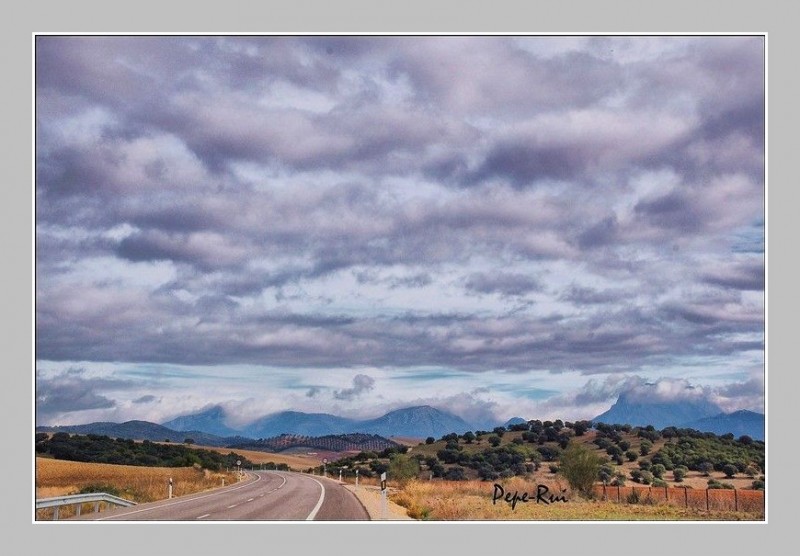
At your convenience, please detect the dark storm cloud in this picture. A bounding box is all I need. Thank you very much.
[35,36,764,392]
[35,368,135,423]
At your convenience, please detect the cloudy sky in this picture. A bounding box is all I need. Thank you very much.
[35,35,765,428]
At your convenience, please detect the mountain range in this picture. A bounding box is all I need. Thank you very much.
[164,404,473,439]
[34,419,242,447]
[36,399,765,445]
[593,394,764,440]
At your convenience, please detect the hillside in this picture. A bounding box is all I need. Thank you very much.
[324,420,764,494]
[231,432,399,454]
[35,420,239,447]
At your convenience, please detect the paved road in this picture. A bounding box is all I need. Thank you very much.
[70,471,370,521]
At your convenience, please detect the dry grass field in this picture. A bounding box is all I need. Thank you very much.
[186,444,323,470]
[389,478,764,521]
[35,457,237,520]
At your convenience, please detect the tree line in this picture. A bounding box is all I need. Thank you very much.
[36,432,254,471]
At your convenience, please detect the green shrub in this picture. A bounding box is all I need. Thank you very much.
[558,443,603,497]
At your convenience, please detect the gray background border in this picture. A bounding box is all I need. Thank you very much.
[5,0,790,552]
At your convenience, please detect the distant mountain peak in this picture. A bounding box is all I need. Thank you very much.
[159,404,473,439]
[594,393,722,430]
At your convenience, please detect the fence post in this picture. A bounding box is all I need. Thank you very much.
[684,486,688,508]
[665,485,668,502]
[706,488,710,511]
[603,483,607,501]
[735,488,738,511]
[617,484,621,502]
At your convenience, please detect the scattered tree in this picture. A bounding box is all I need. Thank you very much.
[388,454,420,484]
[651,464,666,479]
[558,443,603,497]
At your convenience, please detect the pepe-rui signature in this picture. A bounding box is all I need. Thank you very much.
[492,483,568,510]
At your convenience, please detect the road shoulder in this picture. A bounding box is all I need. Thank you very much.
[342,484,414,520]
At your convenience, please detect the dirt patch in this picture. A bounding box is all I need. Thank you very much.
[342,483,414,520]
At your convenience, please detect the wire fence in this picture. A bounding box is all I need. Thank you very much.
[592,483,764,512]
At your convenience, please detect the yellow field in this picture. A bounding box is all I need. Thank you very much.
[187,445,322,470]
[389,478,764,521]
[35,457,237,520]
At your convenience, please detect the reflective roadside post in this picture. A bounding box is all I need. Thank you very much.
[168,477,173,499]
[323,458,328,478]
[237,460,241,480]
[380,472,388,520]
[355,469,359,490]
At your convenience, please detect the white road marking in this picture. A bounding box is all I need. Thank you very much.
[305,476,326,521]
[92,472,262,520]
[196,514,210,519]
[227,504,238,508]
[247,498,254,502]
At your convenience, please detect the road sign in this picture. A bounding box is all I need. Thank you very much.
[380,472,387,491]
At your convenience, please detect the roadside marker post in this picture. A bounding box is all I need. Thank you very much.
[323,458,328,478]
[380,472,388,520]
[168,477,173,499]
[355,469,359,490]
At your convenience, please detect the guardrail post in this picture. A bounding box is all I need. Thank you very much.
[94,502,100,513]
[53,506,59,521]
[75,504,81,516]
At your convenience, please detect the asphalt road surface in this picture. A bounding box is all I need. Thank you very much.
[69,471,370,521]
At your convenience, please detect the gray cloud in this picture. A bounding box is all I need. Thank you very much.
[35,36,764,420]
[36,368,131,423]
[464,272,541,297]
[333,374,376,401]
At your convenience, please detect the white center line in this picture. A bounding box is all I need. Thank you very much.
[227,504,238,508]
[247,498,254,502]
[196,514,210,519]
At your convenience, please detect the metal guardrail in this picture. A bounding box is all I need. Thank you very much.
[36,492,137,520]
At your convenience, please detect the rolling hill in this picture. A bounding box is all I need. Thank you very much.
[34,420,239,447]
